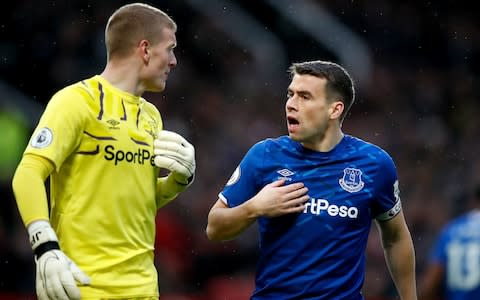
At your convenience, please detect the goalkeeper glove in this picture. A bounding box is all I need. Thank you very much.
[154,130,195,185]
[28,220,90,300]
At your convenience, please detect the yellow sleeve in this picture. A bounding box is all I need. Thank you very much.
[142,98,193,208]
[25,85,89,171]
[155,174,191,208]
[141,99,179,209]
[12,154,55,226]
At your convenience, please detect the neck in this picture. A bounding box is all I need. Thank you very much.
[100,58,144,96]
[302,126,344,152]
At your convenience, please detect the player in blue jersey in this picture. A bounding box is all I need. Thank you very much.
[206,60,417,300]
[420,185,480,300]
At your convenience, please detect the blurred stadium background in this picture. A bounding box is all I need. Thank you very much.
[1,0,479,299]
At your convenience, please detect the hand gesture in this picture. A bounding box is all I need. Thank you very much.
[154,130,195,183]
[249,179,309,217]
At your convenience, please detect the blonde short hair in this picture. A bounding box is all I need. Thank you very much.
[105,3,177,60]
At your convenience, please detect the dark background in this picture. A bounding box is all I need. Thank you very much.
[1,0,479,299]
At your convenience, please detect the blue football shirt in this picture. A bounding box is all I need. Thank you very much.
[430,210,480,300]
[220,135,401,300]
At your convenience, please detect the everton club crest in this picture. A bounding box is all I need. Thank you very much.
[339,167,364,193]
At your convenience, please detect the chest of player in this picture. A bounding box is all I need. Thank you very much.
[75,108,157,168]
[261,158,377,225]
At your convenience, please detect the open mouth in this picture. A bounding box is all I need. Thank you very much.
[287,116,299,125]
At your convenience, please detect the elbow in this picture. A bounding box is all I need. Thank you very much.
[11,170,18,193]
[205,226,215,241]
[11,166,22,195]
[205,224,223,241]
[206,209,227,241]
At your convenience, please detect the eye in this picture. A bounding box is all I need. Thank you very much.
[298,92,310,100]
[168,44,176,52]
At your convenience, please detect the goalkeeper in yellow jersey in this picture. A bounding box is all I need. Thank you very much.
[11,3,195,300]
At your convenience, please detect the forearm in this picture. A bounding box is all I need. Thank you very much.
[156,172,192,208]
[384,234,417,300]
[12,154,54,226]
[206,200,258,241]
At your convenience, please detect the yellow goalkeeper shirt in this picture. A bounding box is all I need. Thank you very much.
[24,75,163,298]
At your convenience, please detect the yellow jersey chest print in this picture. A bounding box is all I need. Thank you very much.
[80,106,156,168]
[74,78,159,169]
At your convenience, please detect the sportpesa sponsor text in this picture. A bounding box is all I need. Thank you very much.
[304,198,359,218]
[103,145,155,166]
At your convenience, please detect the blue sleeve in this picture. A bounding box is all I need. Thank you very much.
[219,141,266,207]
[372,150,402,221]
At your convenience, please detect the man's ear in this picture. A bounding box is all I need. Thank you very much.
[138,39,150,63]
[329,101,344,120]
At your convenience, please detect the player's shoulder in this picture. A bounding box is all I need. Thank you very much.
[240,136,291,168]
[437,215,468,242]
[139,98,162,130]
[45,78,98,112]
[140,98,161,118]
[252,135,292,152]
[242,136,285,158]
[263,135,293,148]
[443,211,480,233]
[52,76,98,101]
[346,135,394,164]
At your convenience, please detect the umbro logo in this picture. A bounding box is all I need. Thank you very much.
[277,168,294,177]
[277,168,295,181]
[106,119,120,129]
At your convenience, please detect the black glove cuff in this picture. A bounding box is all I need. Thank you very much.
[174,174,194,186]
[34,241,60,258]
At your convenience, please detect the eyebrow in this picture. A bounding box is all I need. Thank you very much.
[288,88,313,98]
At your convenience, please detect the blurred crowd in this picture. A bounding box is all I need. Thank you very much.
[1,0,479,299]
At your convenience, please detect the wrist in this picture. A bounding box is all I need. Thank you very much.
[243,198,261,219]
[34,242,60,258]
[156,173,192,206]
[28,220,60,258]
[172,171,194,186]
